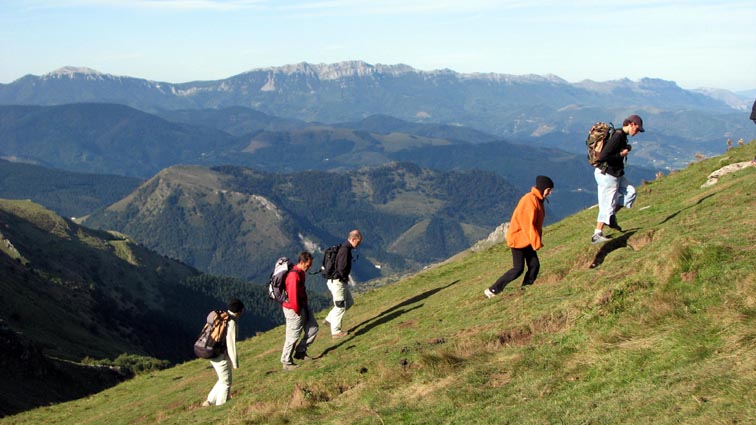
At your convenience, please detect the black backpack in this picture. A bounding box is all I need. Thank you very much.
[267,257,293,304]
[193,310,230,359]
[320,244,341,279]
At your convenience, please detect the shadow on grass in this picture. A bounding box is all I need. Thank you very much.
[659,193,715,224]
[589,230,637,269]
[318,280,460,358]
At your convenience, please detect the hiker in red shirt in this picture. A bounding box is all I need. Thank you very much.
[280,251,319,370]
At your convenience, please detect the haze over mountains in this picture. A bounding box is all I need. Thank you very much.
[2,61,754,170]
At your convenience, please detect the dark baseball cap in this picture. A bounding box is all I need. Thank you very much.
[626,114,645,132]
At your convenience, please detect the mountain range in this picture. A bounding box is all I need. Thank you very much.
[2,62,754,170]
[80,162,521,284]
[0,102,627,221]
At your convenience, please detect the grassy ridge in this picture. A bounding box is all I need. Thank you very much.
[4,143,756,424]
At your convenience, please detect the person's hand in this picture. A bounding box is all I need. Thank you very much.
[620,148,630,157]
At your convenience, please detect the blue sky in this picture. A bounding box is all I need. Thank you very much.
[1,0,755,92]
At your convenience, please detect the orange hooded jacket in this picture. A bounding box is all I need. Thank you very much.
[505,187,546,250]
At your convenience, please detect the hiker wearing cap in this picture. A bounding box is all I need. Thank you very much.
[484,176,554,298]
[280,251,319,371]
[591,115,644,244]
[202,298,244,407]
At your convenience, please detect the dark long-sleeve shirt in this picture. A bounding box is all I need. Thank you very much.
[598,128,630,177]
[333,242,354,283]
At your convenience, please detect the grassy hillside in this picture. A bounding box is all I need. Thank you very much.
[4,143,756,424]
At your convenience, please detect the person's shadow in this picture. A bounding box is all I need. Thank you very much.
[589,230,637,269]
[659,193,715,225]
[318,279,460,357]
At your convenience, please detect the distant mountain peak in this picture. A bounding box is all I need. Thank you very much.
[249,60,417,80]
[46,66,105,77]
[246,60,575,86]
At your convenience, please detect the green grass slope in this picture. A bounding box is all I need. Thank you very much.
[4,143,756,424]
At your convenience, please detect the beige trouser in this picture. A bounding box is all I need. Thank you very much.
[325,279,354,334]
[281,306,319,364]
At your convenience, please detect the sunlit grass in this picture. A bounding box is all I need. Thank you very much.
[4,142,756,425]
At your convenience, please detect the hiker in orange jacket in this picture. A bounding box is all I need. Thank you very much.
[484,175,554,298]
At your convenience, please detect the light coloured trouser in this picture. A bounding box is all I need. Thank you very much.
[594,168,636,225]
[281,306,319,364]
[325,279,354,334]
[207,353,231,405]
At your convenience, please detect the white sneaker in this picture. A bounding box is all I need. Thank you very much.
[484,288,496,299]
[591,232,611,244]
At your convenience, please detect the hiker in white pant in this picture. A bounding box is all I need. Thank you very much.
[324,230,362,338]
[203,298,244,407]
[591,115,644,244]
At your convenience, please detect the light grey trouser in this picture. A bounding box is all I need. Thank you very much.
[325,279,354,334]
[281,306,319,364]
[594,168,636,225]
[207,353,231,405]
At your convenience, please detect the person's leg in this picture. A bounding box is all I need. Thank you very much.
[295,307,319,355]
[593,168,619,242]
[489,248,526,294]
[281,307,303,365]
[324,278,337,331]
[325,279,347,334]
[520,246,540,287]
[594,168,619,227]
[207,356,231,405]
[616,176,636,209]
[344,284,354,310]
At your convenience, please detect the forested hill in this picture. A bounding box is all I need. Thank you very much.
[0,159,142,218]
[82,163,521,285]
[0,199,301,416]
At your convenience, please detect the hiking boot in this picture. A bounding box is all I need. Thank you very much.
[591,232,611,244]
[483,288,496,299]
[293,351,314,361]
[201,400,211,407]
[282,363,299,371]
[331,331,348,339]
[608,215,623,231]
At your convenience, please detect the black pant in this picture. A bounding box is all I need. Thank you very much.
[489,246,540,293]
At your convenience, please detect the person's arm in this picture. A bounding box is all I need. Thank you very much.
[285,270,301,315]
[598,131,624,163]
[334,245,349,282]
[226,318,239,369]
[526,196,543,250]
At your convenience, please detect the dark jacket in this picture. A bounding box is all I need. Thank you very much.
[598,128,630,177]
[332,242,354,283]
